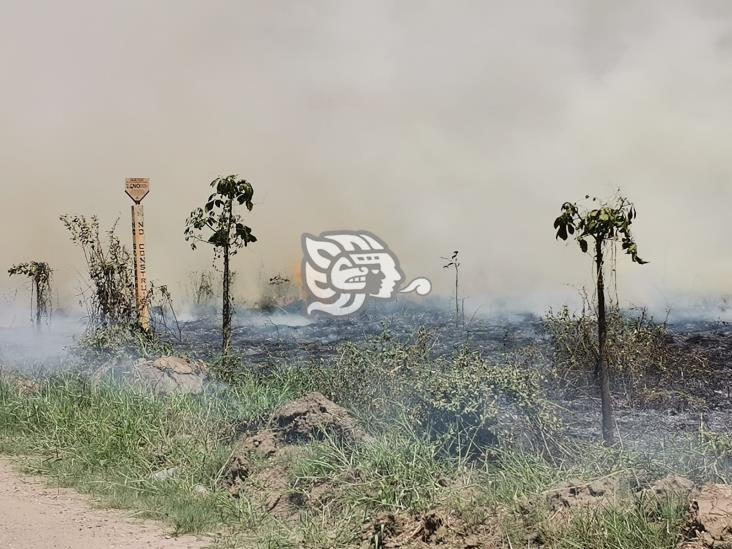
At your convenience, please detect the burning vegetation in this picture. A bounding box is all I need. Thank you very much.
[0,185,730,548]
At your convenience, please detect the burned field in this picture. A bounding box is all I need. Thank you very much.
[2,304,732,548]
[179,306,732,447]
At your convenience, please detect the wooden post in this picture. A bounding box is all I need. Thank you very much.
[125,178,151,332]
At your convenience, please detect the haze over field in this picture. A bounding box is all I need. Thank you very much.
[1,0,730,322]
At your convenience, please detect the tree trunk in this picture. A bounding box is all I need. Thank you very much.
[595,238,615,445]
[222,240,232,355]
[34,278,41,331]
[455,267,460,327]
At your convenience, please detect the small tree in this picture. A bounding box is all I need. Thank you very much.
[554,193,647,445]
[442,250,461,327]
[184,175,257,355]
[8,261,53,329]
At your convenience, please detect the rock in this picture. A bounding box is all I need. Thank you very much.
[193,484,210,496]
[150,467,178,481]
[684,484,732,548]
[132,356,208,394]
[272,392,365,443]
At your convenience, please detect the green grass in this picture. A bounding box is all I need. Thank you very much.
[292,421,457,513]
[0,365,722,548]
[0,372,288,535]
[550,497,687,549]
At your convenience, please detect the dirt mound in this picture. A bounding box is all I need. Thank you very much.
[683,484,732,548]
[548,477,619,515]
[362,510,501,549]
[272,391,365,443]
[248,465,294,518]
[221,392,364,513]
[132,356,208,394]
[239,429,279,458]
[642,475,695,500]
[222,430,280,496]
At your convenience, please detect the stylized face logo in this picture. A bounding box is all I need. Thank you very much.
[302,231,430,317]
[331,251,403,297]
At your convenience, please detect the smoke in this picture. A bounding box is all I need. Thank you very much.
[0,0,730,322]
[0,313,85,370]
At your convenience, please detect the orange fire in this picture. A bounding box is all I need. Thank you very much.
[292,260,305,298]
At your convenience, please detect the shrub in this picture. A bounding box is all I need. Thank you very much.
[60,215,136,326]
[297,330,561,453]
[544,301,710,406]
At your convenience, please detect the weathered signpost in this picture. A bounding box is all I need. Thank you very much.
[125,178,151,332]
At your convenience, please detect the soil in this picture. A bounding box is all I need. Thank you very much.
[221,392,365,517]
[643,474,695,500]
[0,459,209,549]
[271,391,366,443]
[362,510,502,549]
[684,484,732,548]
[547,476,620,516]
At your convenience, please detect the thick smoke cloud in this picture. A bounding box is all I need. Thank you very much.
[0,0,730,323]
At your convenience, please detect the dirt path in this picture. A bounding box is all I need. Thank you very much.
[0,459,211,549]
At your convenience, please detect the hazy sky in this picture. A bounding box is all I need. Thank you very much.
[1,0,730,320]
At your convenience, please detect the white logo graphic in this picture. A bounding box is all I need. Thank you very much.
[302,231,431,316]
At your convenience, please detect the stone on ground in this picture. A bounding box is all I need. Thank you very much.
[132,356,208,394]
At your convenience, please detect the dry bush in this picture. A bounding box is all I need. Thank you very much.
[60,214,174,360]
[8,261,53,328]
[60,215,136,326]
[544,298,711,407]
[188,270,217,313]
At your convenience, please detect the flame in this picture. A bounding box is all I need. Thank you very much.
[293,260,305,297]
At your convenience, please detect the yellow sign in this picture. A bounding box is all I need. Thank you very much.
[125,178,150,203]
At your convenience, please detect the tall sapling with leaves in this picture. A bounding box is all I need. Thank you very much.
[184,175,257,355]
[554,193,647,445]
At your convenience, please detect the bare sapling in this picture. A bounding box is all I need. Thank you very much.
[442,250,461,327]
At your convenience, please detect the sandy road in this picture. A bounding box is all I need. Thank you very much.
[0,459,210,549]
